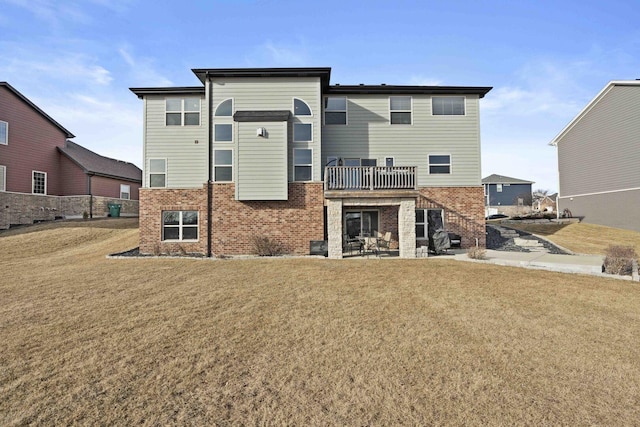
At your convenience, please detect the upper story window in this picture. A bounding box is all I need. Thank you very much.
[432,96,465,115]
[32,171,46,194]
[149,158,167,187]
[166,97,201,126]
[324,97,347,125]
[293,123,312,142]
[215,124,233,142]
[390,96,412,124]
[0,121,7,145]
[428,155,451,174]
[293,98,312,116]
[294,148,312,181]
[214,149,233,182]
[120,184,130,200]
[215,99,233,116]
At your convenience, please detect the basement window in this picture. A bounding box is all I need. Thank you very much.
[162,210,199,241]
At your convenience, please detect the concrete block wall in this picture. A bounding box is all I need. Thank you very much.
[0,192,139,229]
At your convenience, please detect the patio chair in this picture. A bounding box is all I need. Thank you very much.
[376,231,392,252]
[343,234,362,255]
[363,236,379,257]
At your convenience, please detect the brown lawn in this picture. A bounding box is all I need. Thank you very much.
[1,218,640,425]
[501,221,640,255]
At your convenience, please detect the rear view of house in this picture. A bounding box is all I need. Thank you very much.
[550,81,640,231]
[131,67,491,258]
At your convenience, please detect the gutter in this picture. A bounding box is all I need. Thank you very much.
[207,72,213,258]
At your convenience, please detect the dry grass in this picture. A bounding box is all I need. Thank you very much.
[2,219,640,425]
[502,221,640,255]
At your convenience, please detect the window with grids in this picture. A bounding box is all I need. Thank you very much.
[432,97,465,115]
[32,171,46,194]
[324,97,347,125]
[294,149,312,181]
[0,121,7,145]
[162,211,199,241]
[214,149,233,181]
[390,96,412,124]
[428,155,451,174]
[166,97,200,125]
[149,159,166,187]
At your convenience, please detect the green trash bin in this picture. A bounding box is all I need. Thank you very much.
[108,203,122,217]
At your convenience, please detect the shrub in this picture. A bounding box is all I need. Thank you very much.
[467,247,487,260]
[252,236,287,256]
[603,245,637,275]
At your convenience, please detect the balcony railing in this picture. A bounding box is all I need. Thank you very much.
[324,166,417,191]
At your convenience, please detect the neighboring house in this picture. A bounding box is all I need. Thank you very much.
[131,67,491,258]
[533,192,556,213]
[550,80,640,231]
[0,82,141,228]
[482,174,534,217]
[58,140,142,216]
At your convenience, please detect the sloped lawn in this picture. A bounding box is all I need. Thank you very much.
[1,219,640,425]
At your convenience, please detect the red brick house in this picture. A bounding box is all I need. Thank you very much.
[0,82,141,228]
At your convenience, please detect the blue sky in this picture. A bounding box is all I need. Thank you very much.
[1,0,639,192]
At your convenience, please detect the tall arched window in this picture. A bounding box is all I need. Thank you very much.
[293,98,312,116]
[215,99,233,116]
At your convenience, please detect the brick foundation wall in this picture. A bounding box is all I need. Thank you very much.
[138,187,208,255]
[138,182,325,256]
[0,192,139,229]
[211,182,324,256]
[417,187,486,248]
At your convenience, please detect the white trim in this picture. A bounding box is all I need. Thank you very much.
[428,154,452,175]
[214,98,234,117]
[0,164,5,191]
[0,120,7,145]
[32,170,47,195]
[293,122,313,143]
[120,184,131,200]
[431,96,466,116]
[293,97,313,117]
[161,210,199,242]
[148,158,167,188]
[549,81,640,146]
[213,148,233,182]
[214,123,233,143]
[293,148,313,182]
[559,186,640,199]
[389,96,413,125]
[324,96,348,125]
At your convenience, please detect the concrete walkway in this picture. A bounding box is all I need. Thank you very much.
[451,249,605,275]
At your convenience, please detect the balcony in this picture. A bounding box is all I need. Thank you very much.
[324,166,417,191]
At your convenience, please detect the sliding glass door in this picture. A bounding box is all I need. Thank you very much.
[345,210,379,239]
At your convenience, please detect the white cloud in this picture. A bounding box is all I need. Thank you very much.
[118,45,173,87]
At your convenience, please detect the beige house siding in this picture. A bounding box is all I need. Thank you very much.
[557,85,640,197]
[210,77,322,182]
[321,94,482,186]
[143,95,208,188]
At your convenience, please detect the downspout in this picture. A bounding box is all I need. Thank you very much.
[206,73,213,258]
[88,173,93,219]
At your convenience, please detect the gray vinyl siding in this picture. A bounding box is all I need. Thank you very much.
[321,94,482,186]
[236,121,288,200]
[210,77,322,182]
[557,85,640,197]
[143,95,208,188]
[558,189,640,232]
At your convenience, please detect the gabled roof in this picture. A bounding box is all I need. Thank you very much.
[482,174,534,184]
[58,140,142,183]
[0,82,75,138]
[549,80,640,146]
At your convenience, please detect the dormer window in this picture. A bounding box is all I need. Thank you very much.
[215,99,233,116]
[293,98,312,116]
